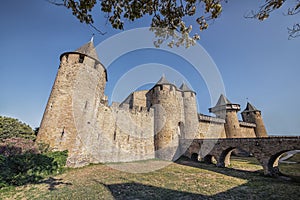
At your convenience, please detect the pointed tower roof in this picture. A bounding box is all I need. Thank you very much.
[215,94,231,106]
[75,39,100,61]
[147,75,177,93]
[179,82,195,94]
[156,75,170,85]
[155,75,177,87]
[242,102,261,113]
[209,94,240,113]
[59,39,107,81]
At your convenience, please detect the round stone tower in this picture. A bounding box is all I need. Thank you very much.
[179,83,198,139]
[146,76,183,161]
[209,94,241,138]
[241,102,268,137]
[37,39,107,152]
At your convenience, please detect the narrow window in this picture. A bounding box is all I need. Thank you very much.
[79,55,85,63]
[113,131,116,140]
[61,127,65,138]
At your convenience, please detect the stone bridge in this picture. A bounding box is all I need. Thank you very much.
[180,136,300,176]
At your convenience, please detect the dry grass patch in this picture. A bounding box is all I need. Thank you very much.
[1,158,299,199]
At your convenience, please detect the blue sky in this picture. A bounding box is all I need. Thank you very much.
[0,0,299,136]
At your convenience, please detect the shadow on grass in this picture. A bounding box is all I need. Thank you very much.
[96,180,300,199]
[96,158,300,199]
[97,181,202,199]
[39,177,72,191]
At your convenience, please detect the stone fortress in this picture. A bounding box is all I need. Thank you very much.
[37,40,268,167]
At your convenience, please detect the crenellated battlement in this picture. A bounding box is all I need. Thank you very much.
[146,81,197,101]
[118,103,154,116]
[60,52,107,81]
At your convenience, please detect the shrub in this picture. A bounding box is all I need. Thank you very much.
[0,150,68,187]
[0,137,39,156]
[0,116,35,141]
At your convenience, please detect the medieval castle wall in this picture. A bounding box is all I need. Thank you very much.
[198,114,226,139]
[37,43,155,167]
[37,41,268,167]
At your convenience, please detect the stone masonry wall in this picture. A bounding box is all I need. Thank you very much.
[198,121,226,139]
[67,103,154,167]
[146,85,184,161]
[37,54,106,155]
[239,122,256,138]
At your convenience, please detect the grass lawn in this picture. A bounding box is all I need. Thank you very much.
[1,157,299,200]
[279,153,300,177]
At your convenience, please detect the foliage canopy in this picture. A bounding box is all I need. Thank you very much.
[48,0,300,47]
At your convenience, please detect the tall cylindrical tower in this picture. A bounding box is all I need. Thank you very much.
[209,94,241,138]
[179,83,198,139]
[37,40,107,152]
[241,102,268,137]
[146,76,183,160]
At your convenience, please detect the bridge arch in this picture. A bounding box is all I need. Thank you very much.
[191,153,199,162]
[267,149,299,176]
[203,154,217,164]
[217,147,255,167]
[182,137,300,176]
[218,147,236,167]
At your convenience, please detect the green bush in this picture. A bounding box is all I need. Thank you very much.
[0,116,35,140]
[0,150,68,187]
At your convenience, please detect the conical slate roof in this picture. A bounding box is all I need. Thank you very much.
[75,39,100,61]
[215,94,232,106]
[179,82,195,93]
[156,75,171,85]
[242,102,260,112]
[59,39,107,81]
[209,94,240,113]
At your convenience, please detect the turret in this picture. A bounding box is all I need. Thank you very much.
[179,83,198,139]
[146,75,183,160]
[37,39,107,151]
[209,94,241,138]
[241,102,268,137]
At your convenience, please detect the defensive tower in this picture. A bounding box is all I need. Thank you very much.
[209,94,241,138]
[179,83,198,139]
[241,102,268,137]
[146,76,183,160]
[37,39,107,151]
